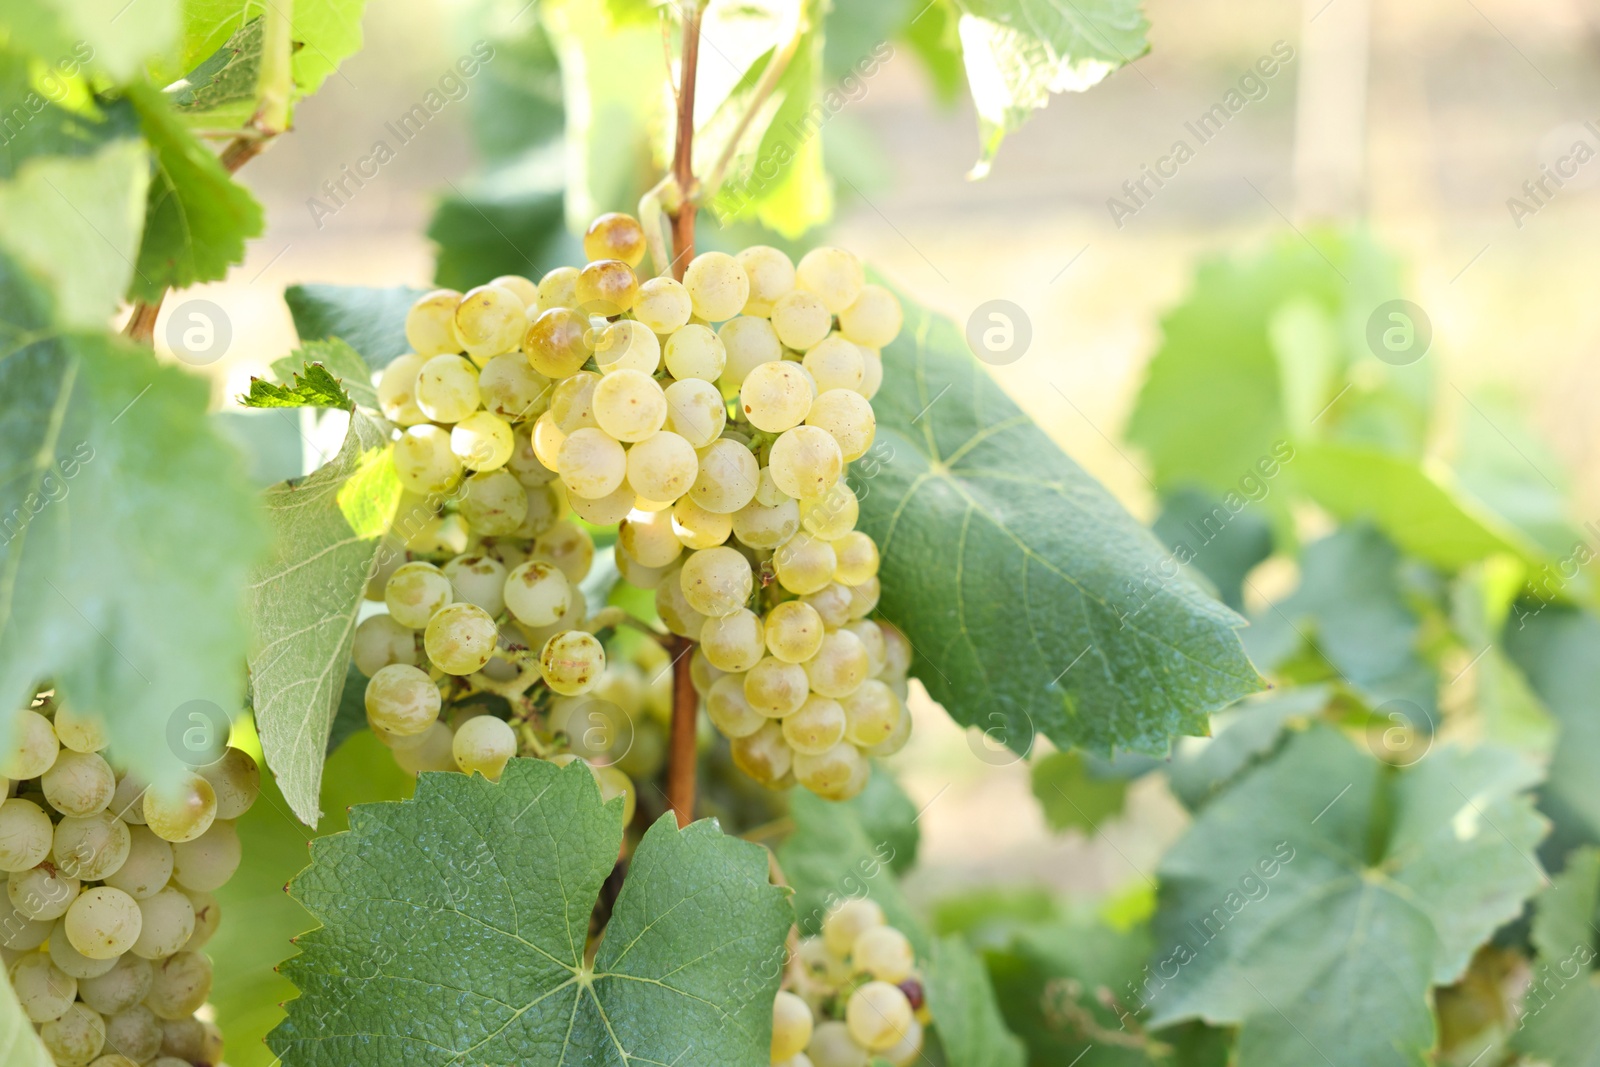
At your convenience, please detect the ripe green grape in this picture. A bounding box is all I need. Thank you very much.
[593,319,660,374]
[802,336,864,394]
[772,990,814,1061]
[453,715,516,780]
[415,353,481,423]
[663,377,727,448]
[832,531,879,586]
[199,746,260,820]
[584,212,648,266]
[103,1004,163,1063]
[771,289,832,350]
[663,323,726,383]
[783,695,847,755]
[683,251,750,322]
[567,482,635,526]
[535,520,596,584]
[130,887,195,961]
[823,898,884,956]
[539,630,606,696]
[845,619,888,675]
[838,284,903,348]
[0,898,51,949]
[671,496,734,550]
[592,764,637,825]
[794,741,868,801]
[9,862,80,920]
[558,427,628,500]
[805,630,871,699]
[700,608,765,673]
[799,482,859,541]
[858,348,884,400]
[807,389,876,461]
[764,601,825,664]
[706,674,764,738]
[730,721,792,786]
[807,1020,868,1067]
[142,776,217,845]
[690,439,760,514]
[717,316,783,392]
[11,951,76,1022]
[654,567,707,640]
[852,925,914,983]
[625,430,698,502]
[729,496,796,552]
[404,289,463,357]
[43,750,116,817]
[378,353,428,426]
[424,602,499,675]
[77,954,151,1015]
[393,424,463,495]
[385,561,453,629]
[847,577,880,620]
[735,245,796,317]
[593,369,668,442]
[48,920,115,979]
[170,820,240,893]
[64,886,142,960]
[796,247,865,313]
[618,509,684,568]
[576,259,639,315]
[53,705,108,755]
[144,951,211,1020]
[845,980,913,1051]
[393,720,457,775]
[40,1002,105,1066]
[0,798,53,872]
[804,582,853,629]
[451,411,515,471]
[517,481,563,538]
[488,273,540,309]
[352,614,419,677]
[503,561,571,627]
[842,679,901,749]
[452,284,526,360]
[1,709,58,779]
[364,664,442,738]
[537,266,580,312]
[479,353,551,421]
[775,531,838,596]
[769,425,843,500]
[678,546,753,618]
[740,360,812,431]
[52,812,130,881]
[862,696,912,757]
[108,774,147,825]
[103,826,173,900]
[442,554,508,617]
[458,469,529,536]
[549,370,599,432]
[634,276,693,333]
[744,657,809,718]
[507,426,558,487]
[524,306,591,378]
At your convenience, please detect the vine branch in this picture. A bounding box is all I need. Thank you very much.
[666,2,703,280]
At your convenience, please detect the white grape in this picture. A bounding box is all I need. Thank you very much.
[199,746,260,820]
[415,353,481,423]
[845,980,912,1051]
[847,576,881,620]
[52,813,130,881]
[170,819,241,892]
[558,427,627,500]
[503,561,571,627]
[351,613,419,678]
[404,289,463,357]
[700,609,766,673]
[690,439,759,514]
[451,411,515,471]
[385,561,453,629]
[706,675,765,739]
[507,425,559,486]
[453,716,516,780]
[663,377,727,448]
[764,600,825,663]
[568,482,637,525]
[53,705,108,754]
[807,388,876,461]
[11,951,76,1022]
[534,521,596,584]
[805,630,871,698]
[740,360,812,432]
[678,547,753,618]
[802,336,864,394]
[64,886,142,959]
[103,1004,163,1064]
[772,990,814,1061]
[479,352,551,421]
[40,1002,105,1066]
[832,531,880,586]
[730,721,793,786]
[537,265,580,312]
[796,247,865,313]
[43,750,116,817]
[393,424,463,495]
[583,212,647,265]
[142,775,217,845]
[838,283,902,348]
[794,741,868,801]
[524,306,591,378]
[539,631,606,695]
[103,826,173,900]
[425,602,499,675]
[823,897,885,956]
[783,695,847,755]
[364,664,442,738]
[769,425,843,500]
[0,798,53,872]
[736,245,796,317]
[47,921,115,979]
[442,554,508,617]
[108,774,147,826]
[731,495,801,550]
[1,709,58,780]
[683,251,750,321]
[453,283,527,360]
[77,954,152,1015]
[618,509,684,569]
[593,319,660,374]
[144,951,211,1020]
[0,902,52,952]
[575,258,639,315]
[663,323,726,382]
[489,273,540,308]
[653,570,707,640]
[853,925,914,983]
[804,582,854,628]
[775,531,838,596]
[845,619,888,675]
[671,496,734,550]
[717,316,783,392]
[634,276,693,334]
[625,430,698,502]
[9,862,79,920]
[377,352,429,427]
[393,720,457,775]
[458,469,529,536]
[799,482,859,541]
[858,347,884,399]
[593,369,668,442]
[743,657,809,718]
[593,765,637,825]
[807,1021,868,1067]
[516,481,564,538]
[129,888,194,960]
[772,289,832,350]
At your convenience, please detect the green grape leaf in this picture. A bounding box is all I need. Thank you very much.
[857,288,1262,757]
[286,283,428,371]
[1454,390,1582,560]
[0,297,267,791]
[168,16,264,126]
[1031,749,1128,833]
[1151,726,1546,1067]
[0,50,142,179]
[463,18,565,165]
[170,0,368,108]
[905,0,965,105]
[948,0,1149,177]
[0,0,177,81]
[212,408,307,488]
[269,339,377,411]
[269,760,792,1066]
[241,361,355,410]
[1167,685,1330,811]
[1513,846,1600,1064]
[426,146,578,290]
[927,935,1028,1067]
[0,139,150,328]
[1151,485,1274,614]
[127,82,265,301]
[246,409,401,826]
[211,729,414,1067]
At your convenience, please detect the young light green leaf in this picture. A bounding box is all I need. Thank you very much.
[926,935,1028,1067]
[270,760,792,1066]
[171,0,368,106]
[268,338,378,410]
[168,16,265,127]
[286,283,429,371]
[247,409,401,825]
[949,0,1148,177]
[1031,749,1128,833]
[857,289,1261,758]
[0,139,149,327]
[241,362,355,409]
[1151,727,1546,1067]
[127,82,265,301]
[0,0,177,81]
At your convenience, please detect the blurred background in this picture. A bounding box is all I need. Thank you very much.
[177,0,1600,955]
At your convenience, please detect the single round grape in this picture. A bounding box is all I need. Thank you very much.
[678,547,753,618]
[853,924,914,983]
[823,897,885,956]
[537,265,581,312]
[858,348,884,399]
[507,425,559,487]
[634,276,693,333]
[159,1015,221,1063]
[170,819,240,893]
[9,862,79,920]
[453,284,526,360]
[103,1004,162,1064]
[142,776,217,845]
[441,554,508,618]
[730,721,793,786]
[844,619,888,675]
[618,510,684,569]
[77,954,152,1015]
[797,934,851,987]
[0,897,50,949]
[770,425,844,500]
[845,980,913,1051]
[799,482,859,541]
[583,212,647,266]
[690,439,760,514]
[654,566,707,639]
[43,750,116,817]
[775,531,838,596]
[796,247,865,313]
[145,951,211,1020]
[352,614,419,678]
[626,431,698,502]
[700,609,765,673]
[847,576,880,620]
[451,411,515,472]
[392,720,457,775]
[832,531,880,586]
[11,951,76,1022]
[364,664,441,738]
[593,369,668,442]
[838,283,902,348]
[717,316,783,392]
[740,360,813,432]
[415,353,481,423]
[783,695,847,755]
[129,887,194,961]
[743,657,809,718]
[489,273,540,309]
[64,886,141,960]
[540,631,606,695]
[479,352,551,421]
[795,741,868,801]
[459,469,529,536]
[772,289,832,350]
[378,352,429,426]
[404,289,464,357]
[569,482,637,526]
[684,251,750,322]
[764,601,825,663]
[772,990,814,1061]
[534,520,596,584]
[0,798,53,872]
[393,424,463,495]
[1,709,58,780]
[804,582,854,629]
[518,480,564,539]
[671,496,734,550]
[452,716,516,780]
[803,336,864,395]
[524,306,591,378]
[558,427,627,500]
[861,691,912,756]
[424,602,499,676]
[593,765,637,825]
[807,1020,868,1067]
[807,388,876,462]
[805,630,871,698]
[53,705,108,755]
[576,259,639,315]
[663,377,727,448]
[503,561,572,628]
[706,674,764,739]
[550,370,600,432]
[732,496,800,551]
[200,746,260,821]
[736,245,796,317]
[593,319,660,374]
[52,812,130,881]
[531,412,567,471]
[663,323,726,382]
[108,774,147,825]
[103,826,172,900]
[41,1002,105,1066]
[385,561,452,629]
[48,920,115,979]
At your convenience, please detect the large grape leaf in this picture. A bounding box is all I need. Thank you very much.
[1150,726,1546,1067]
[268,759,792,1066]
[0,51,142,179]
[427,146,577,291]
[857,292,1262,757]
[1513,846,1600,1065]
[285,283,428,371]
[1166,685,1330,811]
[166,0,368,106]
[948,0,1149,177]
[247,408,400,826]
[927,935,1028,1067]
[0,0,177,81]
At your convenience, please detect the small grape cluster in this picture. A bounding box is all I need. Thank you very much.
[0,697,258,1067]
[357,212,909,803]
[769,898,926,1067]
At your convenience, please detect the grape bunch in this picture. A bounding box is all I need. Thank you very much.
[0,696,258,1066]
[769,898,926,1067]
[353,211,909,804]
